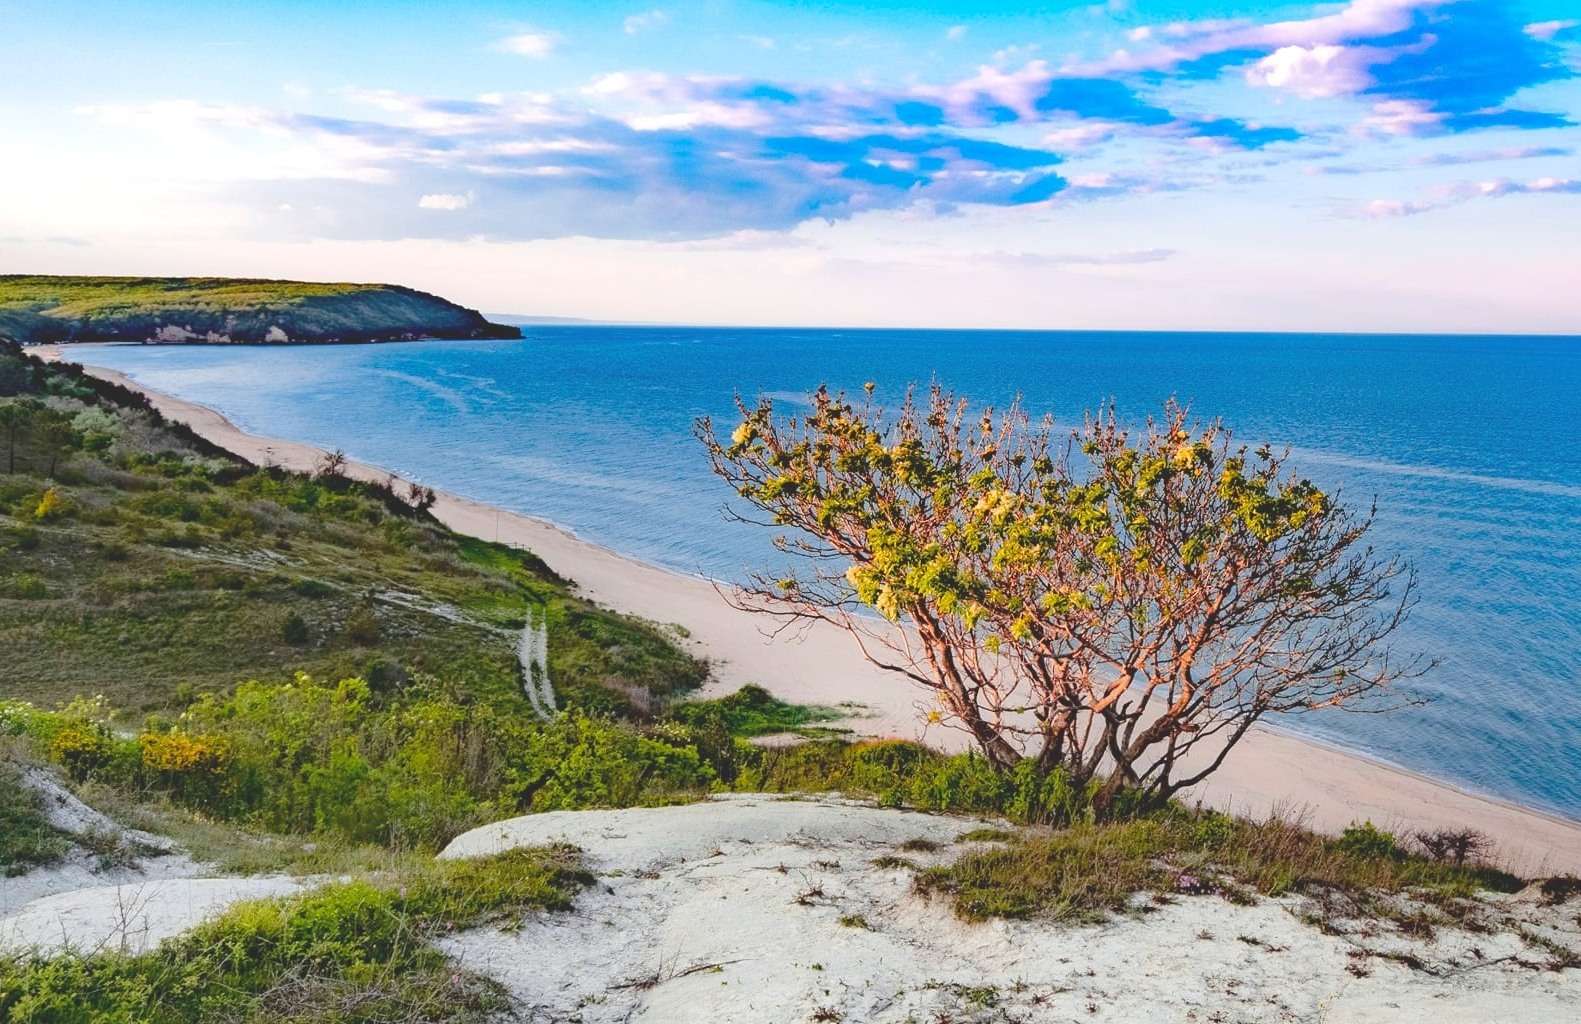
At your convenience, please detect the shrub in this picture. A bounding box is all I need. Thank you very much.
[1,573,48,600]
[26,674,724,850]
[138,731,233,803]
[281,611,310,646]
[290,577,333,598]
[343,605,380,646]
[1,525,40,551]
[1336,821,1401,861]
[1414,828,1490,867]
[666,684,841,737]
[32,487,68,521]
[917,808,1520,927]
[47,724,116,781]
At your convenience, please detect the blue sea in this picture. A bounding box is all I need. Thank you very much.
[78,328,1581,821]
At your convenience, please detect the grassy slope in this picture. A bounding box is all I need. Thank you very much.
[0,276,519,344]
[0,343,703,718]
[0,277,373,316]
[0,759,68,875]
[0,845,592,1024]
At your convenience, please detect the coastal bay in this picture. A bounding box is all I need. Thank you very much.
[41,345,1581,877]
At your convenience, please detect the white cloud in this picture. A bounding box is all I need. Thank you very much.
[1356,99,1443,137]
[1043,121,1118,149]
[1245,44,1374,98]
[497,31,558,58]
[1524,19,1578,41]
[1362,197,1414,218]
[624,10,668,35]
[418,192,471,211]
[1081,0,1453,75]
[946,25,968,42]
[1364,175,1581,217]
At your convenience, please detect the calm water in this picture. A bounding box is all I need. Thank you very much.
[80,329,1581,820]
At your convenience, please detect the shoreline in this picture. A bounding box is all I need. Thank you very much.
[37,346,1581,876]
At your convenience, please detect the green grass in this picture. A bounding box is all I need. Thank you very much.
[0,845,591,1024]
[914,810,1524,927]
[0,359,703,716]
[0,757,68,875]
[0,276,377,318]
[666,684,845,737]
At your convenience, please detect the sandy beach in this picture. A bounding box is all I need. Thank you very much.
[40,347,1581,877]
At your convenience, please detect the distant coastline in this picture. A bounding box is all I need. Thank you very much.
[0,275,520,346]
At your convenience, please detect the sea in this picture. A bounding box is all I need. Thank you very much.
[75,327,1581,822]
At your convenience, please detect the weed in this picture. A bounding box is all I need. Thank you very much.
[957,828,1015,843]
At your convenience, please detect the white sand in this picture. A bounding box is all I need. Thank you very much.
[43,349,1581,876]
[437,795,1581,1023]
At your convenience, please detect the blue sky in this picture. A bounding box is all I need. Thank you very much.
[2,0,1578,330]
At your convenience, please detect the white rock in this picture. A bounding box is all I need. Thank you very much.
[0,877,305,955]
[436,795,1581,1024]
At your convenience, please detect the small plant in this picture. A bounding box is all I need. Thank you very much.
[1539,876,1581,906]
[1414,828,1490,867]
[958,828,1016,843]
[838,913,872,929]
[899,838,940,853]
[792,882,827,906]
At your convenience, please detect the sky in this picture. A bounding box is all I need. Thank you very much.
[2,0,1579,332]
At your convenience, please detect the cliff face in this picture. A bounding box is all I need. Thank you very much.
[0,276,522,345]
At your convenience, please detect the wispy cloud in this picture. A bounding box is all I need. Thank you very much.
[496,31,559,59]
[1364,176,1581,217]
[1524,19,1579,42]
[1414,146,1573,167]
[992,247,1175,266]
[417,192,471,211]
[623,10,668,36]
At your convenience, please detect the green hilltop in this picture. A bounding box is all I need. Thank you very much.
[0,275,521,345]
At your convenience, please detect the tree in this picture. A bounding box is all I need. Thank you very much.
[406,480,437,513]
[317,448,348,480]
[0,353,33,397]
[35,415,77,478]
[0,400,43,475]
[698,385,1422,813]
